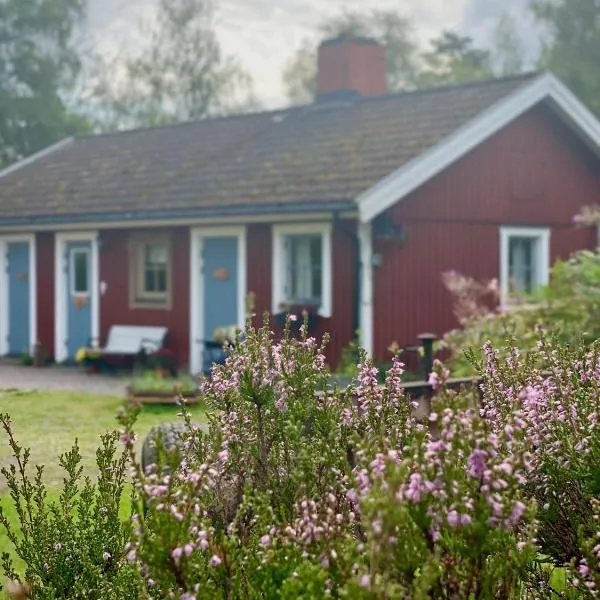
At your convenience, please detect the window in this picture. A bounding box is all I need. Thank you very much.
[130,234,172,308]
[286,234,322,304]
[70,249,90,295]
[272,223,332,317]
[500,227,550,303]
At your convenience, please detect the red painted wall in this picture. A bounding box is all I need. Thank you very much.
[373,104,600,362]
[36,232,54,358]
[99,228,191,366]
[93,222,355,369]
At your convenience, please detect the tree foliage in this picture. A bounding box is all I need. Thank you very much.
[282,8,528,103]
[417,30,494,88]
[89,0,256,131]
[0,0,91,167]
[532,0,600,114]
[282,9,422,103]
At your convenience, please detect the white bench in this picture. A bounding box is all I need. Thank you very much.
[97,325,168,356]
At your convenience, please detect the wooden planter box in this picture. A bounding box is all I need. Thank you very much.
[126,386,201,406]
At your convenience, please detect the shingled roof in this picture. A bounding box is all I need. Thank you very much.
[0,72,539,223]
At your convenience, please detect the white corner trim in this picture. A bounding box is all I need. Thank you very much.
[499,225,550,306]
[54,231,100,363]
[0,234,37,355]
[271,222,333,318]
[189,226,247,375]
[358,72,600,223]
[358,221,374,356]
[0,137,74,180]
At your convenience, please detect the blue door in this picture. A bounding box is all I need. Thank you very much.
[66,241,92,359]
[7,242,30,356]
[202,237,238,371]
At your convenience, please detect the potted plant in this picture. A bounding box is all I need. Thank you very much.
[126,371,201,405]
[75,346,102,373]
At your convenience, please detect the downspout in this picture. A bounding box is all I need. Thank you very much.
[333,213,361,343]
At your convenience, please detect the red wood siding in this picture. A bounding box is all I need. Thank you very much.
[36,232,54,358]
[99,228,191,366]
[246,224,272,327]
[373,104,600,363]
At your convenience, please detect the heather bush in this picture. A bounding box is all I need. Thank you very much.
[0,415,140,598]
[1,315,599,598]
[479,335,600,568]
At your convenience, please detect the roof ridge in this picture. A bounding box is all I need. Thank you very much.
[77,72,540,140]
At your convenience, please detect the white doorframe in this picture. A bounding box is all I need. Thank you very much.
[0,234,37,356]
[358,221,374,356]
[54,231,100,363]
[189,226,247,375]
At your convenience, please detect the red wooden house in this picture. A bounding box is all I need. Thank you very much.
[0,35,598,372]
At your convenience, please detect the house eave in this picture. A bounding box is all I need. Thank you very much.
[0,201,358,231]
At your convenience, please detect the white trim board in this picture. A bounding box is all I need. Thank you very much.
[54,231,100,363]
[271,222,333,319]
[189,226,247,376]
[358,72,600,223]
[0,234,37,356]
[0,138,73,180]
[499,226,550,306]
[358,221,374,356]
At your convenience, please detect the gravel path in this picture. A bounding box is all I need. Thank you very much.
[0,364,127,396]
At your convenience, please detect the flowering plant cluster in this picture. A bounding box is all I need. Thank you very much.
[442,250,600,376]
[1,315,599,598]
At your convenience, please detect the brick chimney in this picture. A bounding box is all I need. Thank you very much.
[315,35,387,102]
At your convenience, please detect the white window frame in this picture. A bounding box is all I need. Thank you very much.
[69,247,90,297]
[272,222,332,318]
[499,226,550,305]
[129,233,172,309]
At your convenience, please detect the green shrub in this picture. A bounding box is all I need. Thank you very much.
[442,248,600,375]
[0,415,141,598]
[1,315,599,598]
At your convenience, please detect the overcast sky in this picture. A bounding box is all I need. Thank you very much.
[86,0,538,107]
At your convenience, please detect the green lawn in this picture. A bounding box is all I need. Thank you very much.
[0,389,205,592]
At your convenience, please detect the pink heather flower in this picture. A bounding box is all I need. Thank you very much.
[119,431,137,445]
[147,579,156,588]
[509,501,526,525]
[54,543,62,551]
[209,555,222,568]
[198,539,209,551]
[320,555,330,568]
[217,448,229,462]
[360,574,371,588]
[275,397,288,412]
[102,551,111,560]
[447,510,460,527]
[43,563,49,572]
[127,549,137,563]
[184,543,194,557]
[428,371,441,390]
[260,534,271,547]
[460,514,472,526]
[578,561,590,578]
[181,594,196,600]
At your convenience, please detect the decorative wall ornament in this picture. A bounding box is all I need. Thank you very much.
[212,267,230,281]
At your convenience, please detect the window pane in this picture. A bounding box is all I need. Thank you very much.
[285,234,322,304]
[146,244,167,266]
[509,237,537,293]
[156,267,167,292]
[145,269,155,292]
[73,251,88,294]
